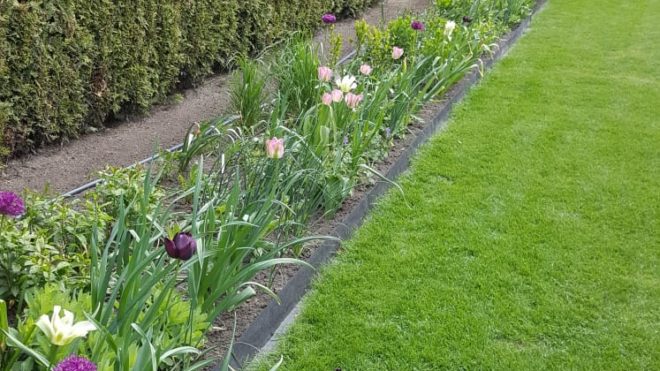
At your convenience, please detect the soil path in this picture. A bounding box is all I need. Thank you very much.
[1,0,429,194]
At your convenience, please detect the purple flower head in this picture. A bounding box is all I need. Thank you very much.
[53,356,97,371]
[343,136,349,145]
[0,191,25,217]
[322,13,336,24]
[411,20,425,31]
[385,128,391,138]
[164,232,197,261]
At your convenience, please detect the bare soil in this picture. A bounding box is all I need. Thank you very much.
[0,0,430,195]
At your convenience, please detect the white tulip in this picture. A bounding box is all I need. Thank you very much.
[335,75,357,93]
[444,20,457,40]
[35,306,96,346]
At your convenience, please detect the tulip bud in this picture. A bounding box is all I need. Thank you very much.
[321,92,333,106]
[318,66,333,82]
[444,21,456,40]
[265,137,285,159]
[392,47,404,60]
[331,89,344,103]
[344,93,364,110]
[359,64,372,76]
[164,232,197,261]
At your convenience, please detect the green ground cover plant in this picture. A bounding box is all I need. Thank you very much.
[0,1,536,369]
[252,0,660,369]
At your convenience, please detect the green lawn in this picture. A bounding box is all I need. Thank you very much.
[255,0,660,369]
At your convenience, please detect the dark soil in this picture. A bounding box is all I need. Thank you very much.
[0,0,430,195]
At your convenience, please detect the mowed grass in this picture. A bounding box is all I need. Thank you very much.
[255,0,660,369]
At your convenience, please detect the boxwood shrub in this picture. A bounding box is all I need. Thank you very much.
[0,0,378,159]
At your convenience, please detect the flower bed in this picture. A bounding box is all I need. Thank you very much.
[0,1,534,369]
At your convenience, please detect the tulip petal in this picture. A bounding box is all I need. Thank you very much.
[36,314,54,339]
[164,238,178,258]
[71,321,97,338]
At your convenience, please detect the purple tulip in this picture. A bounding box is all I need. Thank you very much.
[0,191,25,217]
[411,20,425,31]
[164,232,197,261]
[53,356,97,371]
[322,13,336,24]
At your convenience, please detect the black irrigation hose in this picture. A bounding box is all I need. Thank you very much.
[61,142,185,198]
[60,50,359,199]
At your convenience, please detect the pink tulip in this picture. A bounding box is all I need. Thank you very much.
[392,46,404,60]
[344,92,364,109]
[321,92,333,106]
[359,64,372,76]
[265,137,285,159]
[318,66,333,82]
[331,89,343,103]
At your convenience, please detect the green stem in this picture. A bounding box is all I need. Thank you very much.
[47,344,59,369]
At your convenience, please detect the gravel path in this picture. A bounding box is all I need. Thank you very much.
[1,0,429,194]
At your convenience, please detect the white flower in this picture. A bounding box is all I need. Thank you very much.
[35,306,97,346]
[335,75,357,93]
[444,21,456,40]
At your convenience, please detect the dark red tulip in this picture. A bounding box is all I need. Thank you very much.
[462,16,473,24]
[164,232,197,261]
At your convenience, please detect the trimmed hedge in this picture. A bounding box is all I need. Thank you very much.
[0,0,377,159]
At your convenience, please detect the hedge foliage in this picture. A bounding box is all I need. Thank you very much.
[0,0,378,159]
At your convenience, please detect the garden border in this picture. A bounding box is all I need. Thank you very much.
[224,0,548,368]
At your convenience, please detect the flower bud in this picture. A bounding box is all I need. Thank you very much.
[265,137,285,159]
[322,13,337,24]
[392,47,404,60]
[0,191,24,217]
[411,20,425,31]
[344,93,364,110]
[359,64,372,76]
[321,92,333,106]
[318,66,333,82]
[164,232,197,261]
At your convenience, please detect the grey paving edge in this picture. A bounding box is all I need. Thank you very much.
[221,1,547,369]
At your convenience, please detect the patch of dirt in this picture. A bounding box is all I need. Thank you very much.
[0,0,430,195]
